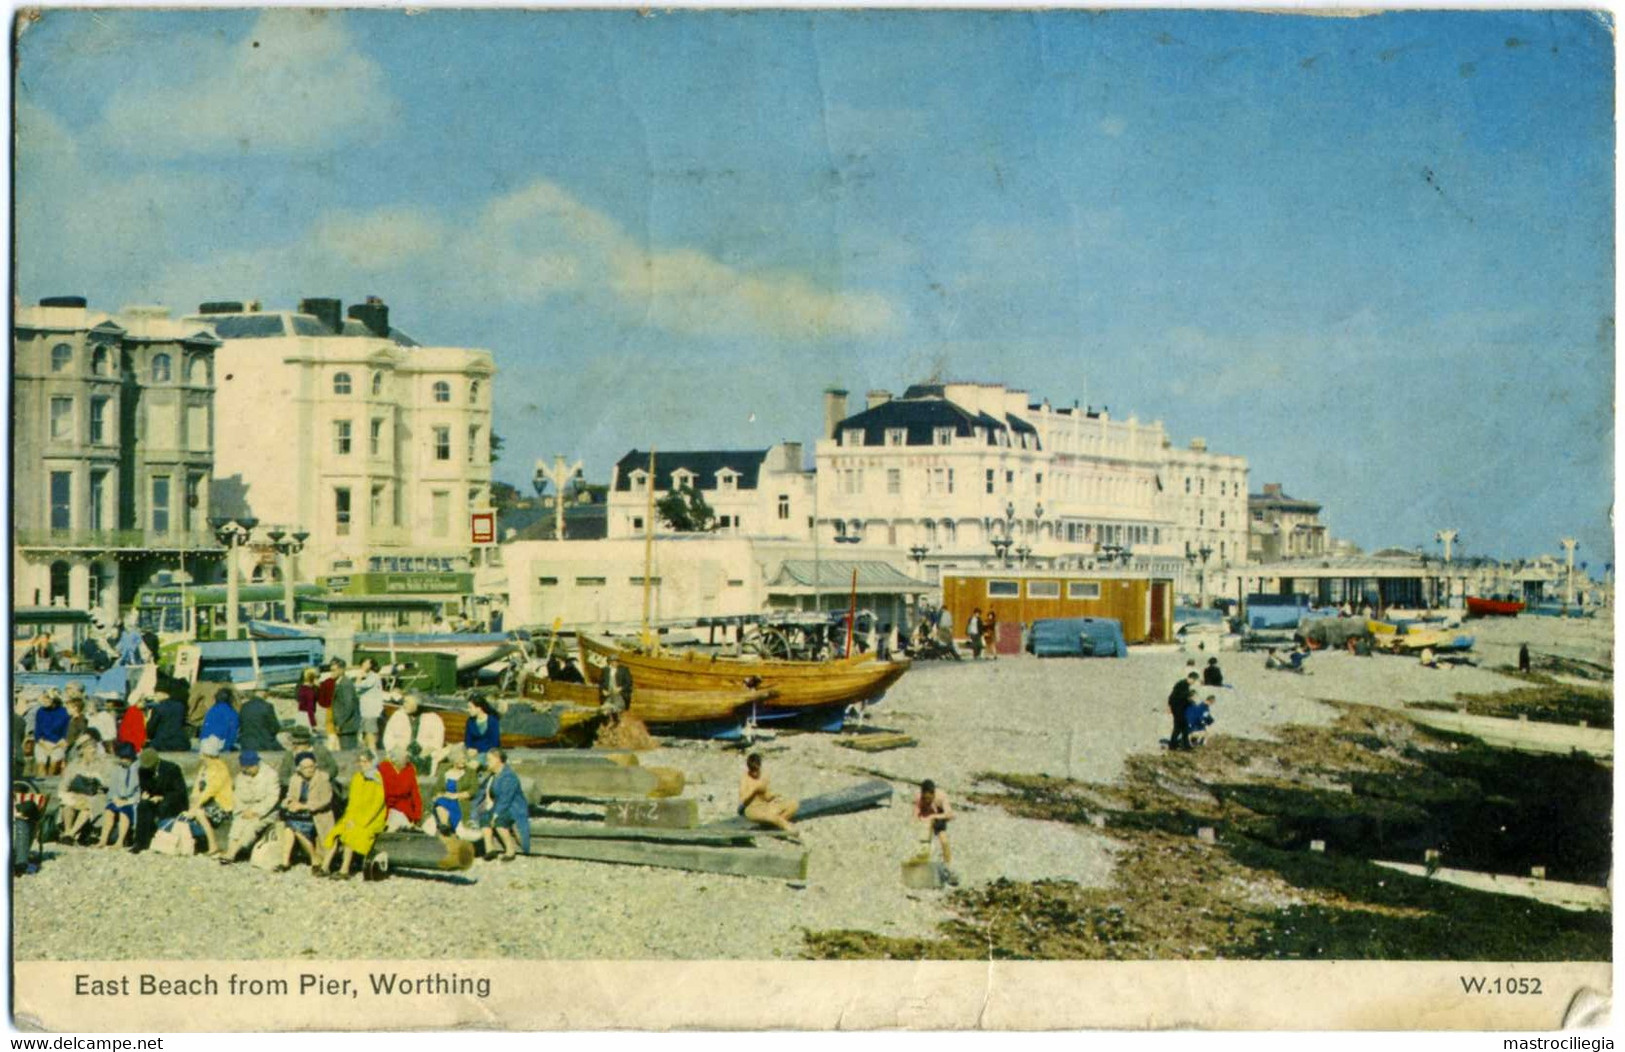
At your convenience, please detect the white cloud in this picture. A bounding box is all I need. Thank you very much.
[144,178,901,342]
[97,10,396,157]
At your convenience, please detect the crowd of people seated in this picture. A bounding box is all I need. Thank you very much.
[13,673,531,878]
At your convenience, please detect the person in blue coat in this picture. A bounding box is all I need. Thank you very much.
[199,689,240,752]
[481,748,528,860]
[463,697,501,755]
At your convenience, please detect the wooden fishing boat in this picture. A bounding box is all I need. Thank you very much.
[520,676,772,735]
[1367,621,1475,653]
[576,636,909,723]
[1466,597,1525,618]
[382,697,600,750]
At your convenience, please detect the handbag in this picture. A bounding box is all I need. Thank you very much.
[66,774,105,796]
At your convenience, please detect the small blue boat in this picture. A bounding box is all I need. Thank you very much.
[192,638,327,687]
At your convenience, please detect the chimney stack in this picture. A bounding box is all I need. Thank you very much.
[780,442,803,472]
[1263,483,1283,497]
[347,296,390,338]
[1189,437,1207,451]
[297,297,343,334]
[823,387,849,439]
[866,389,892,410]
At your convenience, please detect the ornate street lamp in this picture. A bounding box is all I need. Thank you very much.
[265,528,309,624]
[1196,543,1214,608]
[208,516,258,640]
[908,544,929,570]
[1015,545,1032,568]
[991,536,1013,567]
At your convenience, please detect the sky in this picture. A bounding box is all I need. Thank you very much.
[14,8,1615,565]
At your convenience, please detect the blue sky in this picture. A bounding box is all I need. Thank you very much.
[15,9,1615,564]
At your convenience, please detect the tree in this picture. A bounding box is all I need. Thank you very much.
[489,432,506,464]
[490,481,523,509]
[655,485,716,532]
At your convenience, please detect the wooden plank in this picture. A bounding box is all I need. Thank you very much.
[602,798,700,829]
[522,764,685,803]
[1405,709,1613,760]
[837,733,917,753]
[525,836,808,881]
[1372,860,1610,913]
[528,821,759,846]
[702,778,893,834]
[372,831,475,872]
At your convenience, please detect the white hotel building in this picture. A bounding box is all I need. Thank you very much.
[193,297,496,584]
[814,382,1249,592]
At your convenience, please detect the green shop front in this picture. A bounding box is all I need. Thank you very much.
[305,570,475,632]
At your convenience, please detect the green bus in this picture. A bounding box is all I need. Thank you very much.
[133,582,323,642]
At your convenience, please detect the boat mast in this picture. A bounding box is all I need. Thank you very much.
[845,566,858,656]
[640,448,656,649]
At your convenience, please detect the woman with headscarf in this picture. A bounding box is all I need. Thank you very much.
[277,750,334,872]
[96,741,142,848]
[57,732,111,844]
[295,668,320,729]
[463,697,501,756]
[117,696,149,753]
[183,737,235,857]
[320,751,387,878]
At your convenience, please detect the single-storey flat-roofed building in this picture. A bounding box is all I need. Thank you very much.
[762,558,930,630]
[607,444,813,540]
[940,569,1175,646]
[1229,554,1471,613]
[502,536,929,633]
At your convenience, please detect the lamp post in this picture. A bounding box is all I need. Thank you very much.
[1197,543,1213,608]
[991,537,1012,567]
[208,516,258,641]
[908,544,929,574]
[1560,537,1579,611]
[265,528,309,624]
[1015,545,1032,568]
[535,454,585,540]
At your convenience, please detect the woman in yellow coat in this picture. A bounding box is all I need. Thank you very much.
[319,751,387,879]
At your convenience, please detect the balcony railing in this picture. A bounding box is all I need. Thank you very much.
[14,528,223,552]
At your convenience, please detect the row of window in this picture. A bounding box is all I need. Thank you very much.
[47,469,204,534]
[839,426,1038,451]
[629,470,739,492]
[48,343,211,386]
[47,395,209,450]
[331,372,480,404]
[332,420,483,463]
[535,576,747,588]
[332,485,483,538]
[985,579,1101,600]
[1183,476,1245,497]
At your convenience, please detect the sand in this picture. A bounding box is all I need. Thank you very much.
[12,614,1610,961]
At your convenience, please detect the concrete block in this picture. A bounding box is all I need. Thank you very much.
[901,857,946,889]
[1197,826,1217,844]
[1310,840,1326,853]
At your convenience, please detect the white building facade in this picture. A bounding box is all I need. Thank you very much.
[606,444,814,540]
[191,297,496,583]
[814,383,1248,596]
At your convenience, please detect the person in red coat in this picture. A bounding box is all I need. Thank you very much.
[378,752,423,832]
[117,696,149,753]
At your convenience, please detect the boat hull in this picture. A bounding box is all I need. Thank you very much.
[1466,597,1526,618]
[522,676,767,735]
[577,636,909,719]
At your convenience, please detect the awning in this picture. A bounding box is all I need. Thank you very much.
[765,559,929,594]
